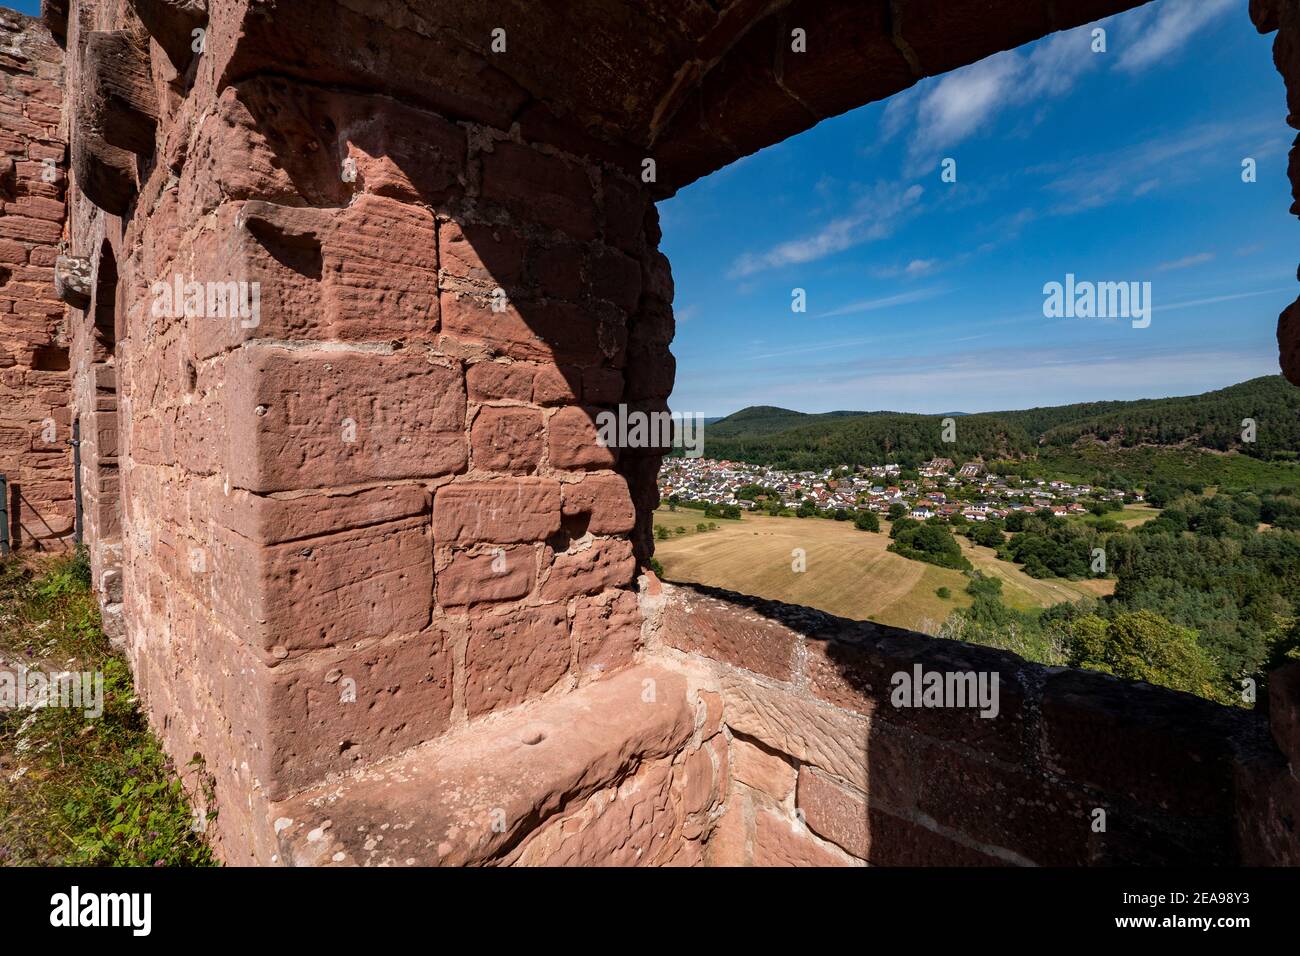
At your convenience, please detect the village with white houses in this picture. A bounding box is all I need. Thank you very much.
[657,456,1142,522]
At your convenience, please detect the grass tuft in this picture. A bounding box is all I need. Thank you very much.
[0,550,216,866]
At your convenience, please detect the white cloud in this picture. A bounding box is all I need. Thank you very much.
[1117,0,1237,73]
[883,0,1236,164]
[911,53,1022,159]
[727,183,924,277]
[1021,24,1104,98]
[894,22,1102,164]
[1156,251,1214,271]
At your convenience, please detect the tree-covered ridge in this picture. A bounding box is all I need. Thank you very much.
[704,410,1035,471]
[701,376,1300,472]
[1036,376,1300,458]
[703,405,868,440]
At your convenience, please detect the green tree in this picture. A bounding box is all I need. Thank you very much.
[971,522,1004,548]
[1066,610,1227,702]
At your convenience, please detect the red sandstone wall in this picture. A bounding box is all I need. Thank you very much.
[56,0,669,861]
[50,0,1298,866]
[646,582,1300,866]
[0,8,70,550]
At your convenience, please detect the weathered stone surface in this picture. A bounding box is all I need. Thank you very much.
[660,584,800,682]
[443,293,619,367]
[464,602,571,716]
[467,360,534,402]
[752,808,851,867]
[84,30,157,156]
[719,673,873,795]
[210,515,433,658]
[796,766,868,860]
[1040,668,1247,819]
[481,142,597,239]
[128,0,207,71]
[706,797,749,866]
[914,737,1093,866]
[806,627,1031,764]
[548,406,620,473]
[0,11,73,554]
[732,735,796,801]
[433,478,561,544]
[226,347,467,492]
[265,626,455,796]
[25,0,1296,870]
[53,254,89,307]
[573,588,641,678]
[470,405,543,473]
[561,471,636,535]
[436,544,536,607]
[322,196,439,340]
[440,220,525,288]
[541,537,637,601]
[507,759,683,866]
[217,484,430,546]
[272,666,694,865]
[533,364,582,405]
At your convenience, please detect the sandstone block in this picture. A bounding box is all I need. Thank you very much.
[470,405,543,473]
[226,346,466,492]
[436,544,536,607]
[541,537,637,601]
[464,602,571,716]
[548,404,618,470]
[433,478,560,544]
[561,471,635,535]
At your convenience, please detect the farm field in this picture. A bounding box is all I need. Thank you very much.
[652,509,1110,634]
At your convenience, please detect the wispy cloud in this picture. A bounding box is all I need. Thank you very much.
[1157,251,1215,271]
[1117,0,1237,73]
[1153,287,1294,313]
[815,286,948,319]
[727,183,924,277]
[887,1,1235,167]
[911,52,1022,159]
[1037,118,1272,213]
[872,257,940,280]
[896,22,1103,165]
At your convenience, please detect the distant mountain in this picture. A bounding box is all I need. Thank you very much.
[697,376,1300,474]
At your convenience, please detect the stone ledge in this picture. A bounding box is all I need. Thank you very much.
[269,664,695,866]
[653,581,1297,864]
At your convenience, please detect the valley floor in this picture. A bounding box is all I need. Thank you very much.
[652,508,1117,634]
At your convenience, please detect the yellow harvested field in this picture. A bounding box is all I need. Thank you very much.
[652,509,1110,634]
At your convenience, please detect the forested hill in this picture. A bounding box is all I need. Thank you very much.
[699,376,1300,472]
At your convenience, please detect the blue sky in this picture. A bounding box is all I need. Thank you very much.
[8,1,38,16]
[660,0,1297,416]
